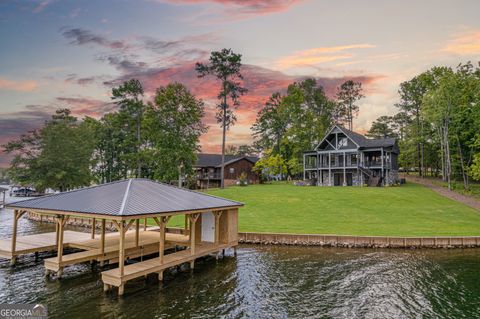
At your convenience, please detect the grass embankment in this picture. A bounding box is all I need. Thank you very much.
[402,173,480,200]
[166,182,480,237]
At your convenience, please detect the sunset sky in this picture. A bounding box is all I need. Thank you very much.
[1,0,480,167]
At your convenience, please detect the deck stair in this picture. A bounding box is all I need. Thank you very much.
[358,165,383,187]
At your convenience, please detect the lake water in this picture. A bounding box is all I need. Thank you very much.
[1,195,480,318]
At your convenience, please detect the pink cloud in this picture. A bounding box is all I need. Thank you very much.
[0,77,38,92]
[158,0,303,17]
[32,0,55,13]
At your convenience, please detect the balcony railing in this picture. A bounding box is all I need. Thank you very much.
[306,161,391,169]
[197,173,221,179]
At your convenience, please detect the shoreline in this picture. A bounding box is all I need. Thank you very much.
[26,212,480,249]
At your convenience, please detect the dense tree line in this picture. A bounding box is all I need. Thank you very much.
[4,81,206,191]
[251,78,364,179]
[367,62,480,190]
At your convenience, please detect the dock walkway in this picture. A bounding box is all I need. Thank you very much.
[102,242,230,294]
[0,231,91,260]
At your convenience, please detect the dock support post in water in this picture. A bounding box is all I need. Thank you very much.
[100,219,106,266]
[119,284,124,296]
[10,210,19,266]
[91,218,96,239]
[10,210,27,266]
[188,213,199,256]
[55,214,67,277]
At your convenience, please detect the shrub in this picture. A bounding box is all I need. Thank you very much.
[238,172,248,186]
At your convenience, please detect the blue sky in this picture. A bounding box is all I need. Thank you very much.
[1,0,480,166]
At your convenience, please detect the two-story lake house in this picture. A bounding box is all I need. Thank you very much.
[303,125,399,186]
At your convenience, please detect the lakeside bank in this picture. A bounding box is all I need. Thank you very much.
[26,212,480,249]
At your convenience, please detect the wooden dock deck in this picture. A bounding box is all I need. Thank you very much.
[0,228,189,263]
[102,242,232,293]
[0,231,92,260]
[45,230,190,274]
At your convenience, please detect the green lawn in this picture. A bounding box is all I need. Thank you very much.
[172,182,480,236]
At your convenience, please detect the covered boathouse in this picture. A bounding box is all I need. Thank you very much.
[4,178,242,296]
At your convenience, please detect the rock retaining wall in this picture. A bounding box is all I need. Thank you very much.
[239,232,480,248]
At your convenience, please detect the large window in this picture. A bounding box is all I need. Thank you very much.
[330,154,336,166]
[350,153,357,166]
[305,156,317,168]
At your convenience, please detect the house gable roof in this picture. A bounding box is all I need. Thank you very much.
[315,125,398,151]
[195,153,259,168]
[7,178,243,217]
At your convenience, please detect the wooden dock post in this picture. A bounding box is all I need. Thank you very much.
[56,215,65,277]
[10,210,27,265]
[91,218,96,239]
[100,219,106,266]
[188,213,199,270]
[214,211,222,245]
[135,219,140,247]
[153,215,171,281]
[119,221,125,276]
[214,211,222,260]
[188,213,199,256]
[184,214,189,234]
[10,210,19,266]
[144,218,147,231]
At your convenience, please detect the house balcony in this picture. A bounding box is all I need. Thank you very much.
[308,161,391,169]
[361,161,391,168]
[197,173,221,180]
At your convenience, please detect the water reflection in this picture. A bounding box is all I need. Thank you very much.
[0,205,479,318]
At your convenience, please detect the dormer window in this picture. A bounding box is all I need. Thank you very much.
[338,137,348,148]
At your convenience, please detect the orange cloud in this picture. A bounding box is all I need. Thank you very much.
[275,44,375,69]
[443,30,480,55]
[0,78,38,92]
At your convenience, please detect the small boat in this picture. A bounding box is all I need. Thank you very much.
[9,186,44,197]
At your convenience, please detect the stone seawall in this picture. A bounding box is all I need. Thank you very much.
[239,232,480,248]
[26,213,480,248]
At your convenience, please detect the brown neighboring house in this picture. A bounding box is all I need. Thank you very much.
[194,153,259,189]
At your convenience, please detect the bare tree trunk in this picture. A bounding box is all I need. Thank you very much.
[137,111,141,178]
[178,163,182,188]
[220,103,226,189]
[444,121,452,190]
[349,101,353,131]
[438,127,445,181]
[456,134,469,190]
